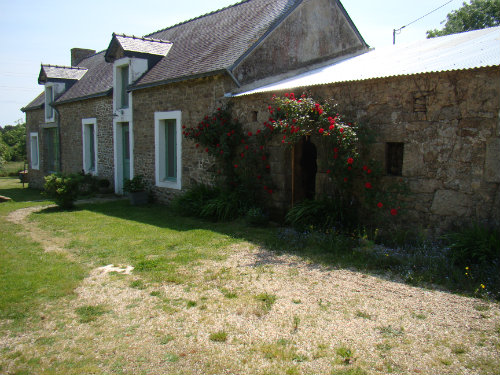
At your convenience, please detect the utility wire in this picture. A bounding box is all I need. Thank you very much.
[393,0,455,44]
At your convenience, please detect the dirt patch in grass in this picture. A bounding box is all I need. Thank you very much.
[1,206,499,375]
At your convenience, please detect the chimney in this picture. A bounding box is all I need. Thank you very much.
[71,48,96,66]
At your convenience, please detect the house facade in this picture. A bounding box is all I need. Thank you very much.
[22,0,500,233]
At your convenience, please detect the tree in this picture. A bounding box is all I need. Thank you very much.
[0,121,26,162]
[427,0,500,38]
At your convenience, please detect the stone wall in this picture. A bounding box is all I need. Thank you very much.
[231,67,500,233]
[25,109,46,189]
[234,0,367,85]
[57,96,114,185]
[131,74,234,203]
[25,96,114,189]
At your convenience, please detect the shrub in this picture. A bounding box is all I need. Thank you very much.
[285,198,358,231]
[444,223,500,266]
[200,192,241,221]
[43,173,81,209]
[171,184,220,217]
[123,175,145,193]
[245,207,269,227]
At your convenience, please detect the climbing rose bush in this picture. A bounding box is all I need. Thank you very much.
[267,93,406,222]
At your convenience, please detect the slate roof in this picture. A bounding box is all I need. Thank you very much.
[24,0,305,110]
[38,65,88,83]
[56,51,113,104]
[134,0,302,88]
[105,34,173,61]
[236,26,500,96]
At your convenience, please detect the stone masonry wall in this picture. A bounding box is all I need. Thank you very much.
[234,0,366,85]
[25,96,114,189]
[25,109,46,189]
[231,67,500,233]
[131,74,235,203]
[57,96,114,186]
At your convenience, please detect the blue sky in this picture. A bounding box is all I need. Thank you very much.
[0,0,462,126]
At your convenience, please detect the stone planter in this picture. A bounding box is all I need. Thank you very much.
[129,191,148,205]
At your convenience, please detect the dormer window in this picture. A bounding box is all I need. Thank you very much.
[45,85,55,122]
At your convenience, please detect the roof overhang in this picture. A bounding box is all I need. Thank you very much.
[38,64,88,85]
[104,33,173,63]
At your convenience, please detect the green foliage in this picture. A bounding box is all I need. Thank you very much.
[183,105,274,211]
[270,93,407,224]
[0,122,26,162]
[75,305,108,323]
[171,184,220,217]
[444,223,500,266]
[285,198,357,231]
[199,191,241,221]
[245,207,269,227]
[209,330,228,342]
[123,175,145,193]
[427,0,500,38]
[254,292,277,312]
[43,173,81,209]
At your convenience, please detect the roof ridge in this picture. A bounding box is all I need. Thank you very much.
[113,33,172,44]
[143,0,250,37]
[41,64,88,70]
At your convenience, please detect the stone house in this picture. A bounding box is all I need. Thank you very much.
[22,0,499,232]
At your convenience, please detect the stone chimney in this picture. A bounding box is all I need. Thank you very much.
[71,48,96,66]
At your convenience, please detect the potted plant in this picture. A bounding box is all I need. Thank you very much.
[123,175,148,205]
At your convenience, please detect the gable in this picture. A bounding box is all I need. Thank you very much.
[233,0,368,85]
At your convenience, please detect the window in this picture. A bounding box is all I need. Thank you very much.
[30,132,39,170]
[45,85,55,122]
[82,118,98,174]
[155,111,182,189]
[386,142,404,176]
[44,127,60,173]
[118,65,129,109]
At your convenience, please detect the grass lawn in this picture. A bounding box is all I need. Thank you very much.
[0,177,499,375]
[0,161,25,177]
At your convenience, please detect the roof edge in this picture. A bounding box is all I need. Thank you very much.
[233,65,500,97]
[335,0,369,49]
[144,0,249,38]
[129,70,227,92]
[229,0,303,72]
[55,89,113,105]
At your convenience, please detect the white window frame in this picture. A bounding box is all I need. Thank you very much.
[29,132,39,170]
[82,118,98,175]
[155,111,182,190]
[45,84,55,123]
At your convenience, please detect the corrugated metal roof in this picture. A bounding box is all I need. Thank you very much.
[235,26,500,96]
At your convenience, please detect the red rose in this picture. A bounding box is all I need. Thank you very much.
[365,182,372,189]
[333,148,339,153]
[248,132,253,136]
[344,177,348,182]
[377,202,383,208]
[205,148,209,152]
[362,165,368,171]
[329,125,335,131]
[347,158,353,164]
[339,128,344,133]
[367,169,372,174]
[196,144,199,148]
[234,164,238,168]
[319,128,324,134]
[390,209,398,216]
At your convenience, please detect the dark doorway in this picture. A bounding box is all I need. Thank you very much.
[293,136,317,203]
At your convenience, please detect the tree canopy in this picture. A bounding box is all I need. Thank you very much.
[0,121,26,164]
[427,0,500,38]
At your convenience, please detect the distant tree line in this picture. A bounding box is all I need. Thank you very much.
[427,0,500,38]
[0,121,26,169]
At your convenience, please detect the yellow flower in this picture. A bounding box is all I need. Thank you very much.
[465,266,469,270]
[481,284,485,289]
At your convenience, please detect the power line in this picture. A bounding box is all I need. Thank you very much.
[393,0,454,44]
